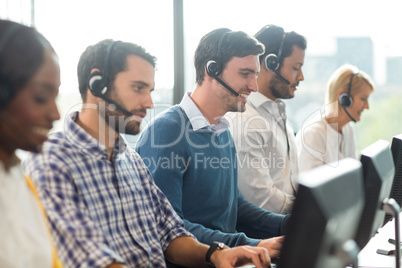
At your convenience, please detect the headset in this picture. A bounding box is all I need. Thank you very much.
[265,32,285,71]
[87,40,132,117]
[205,30,240,97]
[88,40,119,97]
[339,72,358,122]
[264,28,290,85]
[0,23,24,110]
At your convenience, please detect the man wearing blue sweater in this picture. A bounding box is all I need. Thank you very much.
[136,28,289,259]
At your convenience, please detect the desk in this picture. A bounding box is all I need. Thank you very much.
[358,215,402,267]
[240,215,401,268]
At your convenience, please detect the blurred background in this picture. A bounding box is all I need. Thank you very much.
[2,0,401,152]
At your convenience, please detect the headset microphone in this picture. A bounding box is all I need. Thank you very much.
[339,72,357,123]
[206,61,239,97]
[87,41,133,117]
[88,74,133,117]
[205,30,240,97]
[103,97,132,117]
[341,104,356,123]
[274,70,290,85]
[99,95,133,117]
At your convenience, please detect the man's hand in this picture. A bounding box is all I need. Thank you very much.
[210,245,270,268]
[256,236,285,259]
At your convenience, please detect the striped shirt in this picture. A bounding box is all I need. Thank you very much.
[23,111,191,268]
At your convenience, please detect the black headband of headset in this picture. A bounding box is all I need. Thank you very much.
[102,40,120,90]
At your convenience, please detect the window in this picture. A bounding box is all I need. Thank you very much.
[2,0,401,151]
[0,0,33,25]
[182,0,402,151]
[33,0,175,135]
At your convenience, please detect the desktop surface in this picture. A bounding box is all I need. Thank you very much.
[358,213,402,267]
[238,215,401,268]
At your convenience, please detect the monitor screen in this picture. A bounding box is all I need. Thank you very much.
[354,139,395,250]
[384,134,402,224]
[277,158,364,268]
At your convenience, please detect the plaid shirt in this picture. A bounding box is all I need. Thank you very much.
[23,112,191,268]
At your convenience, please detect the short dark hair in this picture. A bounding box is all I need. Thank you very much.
[194,28,265,86]
[77,39,157,101]
[254,24,307,66]
[0,19,55,110]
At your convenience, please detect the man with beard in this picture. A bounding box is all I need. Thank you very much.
[136,28,288,260]
[23,39,272,268]
[227,25,307,215]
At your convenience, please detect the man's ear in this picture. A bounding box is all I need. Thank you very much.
[90,68,101,75]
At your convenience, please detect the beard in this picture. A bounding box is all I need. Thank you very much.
[99,102,142,136]
[223,91,246,113]
[270,73,294,99]
[217,84,246,113]
[123,118,141,135]
[228,101,246,113]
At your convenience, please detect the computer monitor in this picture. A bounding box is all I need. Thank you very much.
[384,134,402,224]
[277,158,364,268]
[354,139,395,250]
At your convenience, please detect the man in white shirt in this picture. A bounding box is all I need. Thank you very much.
[227,25,307,214]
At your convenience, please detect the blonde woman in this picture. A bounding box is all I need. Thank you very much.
[296,64,374,172]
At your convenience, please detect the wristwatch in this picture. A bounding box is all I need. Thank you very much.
[205,241,226,267]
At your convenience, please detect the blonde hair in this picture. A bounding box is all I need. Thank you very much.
[325,64,374,112]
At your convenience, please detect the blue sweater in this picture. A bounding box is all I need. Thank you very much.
[136,105,288,247]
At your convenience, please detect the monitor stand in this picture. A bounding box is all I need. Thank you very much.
[381,198,401,268]
[334,239,360,268]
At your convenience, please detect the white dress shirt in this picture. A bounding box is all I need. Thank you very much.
[0,155,53,268]
[296,112,357,172]
[180,92,229,135]
[227,92,298,215]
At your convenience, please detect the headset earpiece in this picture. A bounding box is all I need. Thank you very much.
[85,40,133,117]
[87,41,120,98]
[339,93,353,108]
[206,60,219,77]
[88,71,107,97]
[205,30,230,78]
[339,72,357,108]
[265,53,280,71]
[264,28,286,72]
[204,30,240,97]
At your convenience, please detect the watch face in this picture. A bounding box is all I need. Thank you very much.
[218,242,225,249]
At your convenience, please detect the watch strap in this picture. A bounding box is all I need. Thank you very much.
[205,241,225,267]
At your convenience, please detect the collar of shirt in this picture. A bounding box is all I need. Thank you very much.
[63,111,127,160]
[179,92,229,135]
[247,91,287,120]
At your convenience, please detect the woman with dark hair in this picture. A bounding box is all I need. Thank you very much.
[0,19,62,267]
